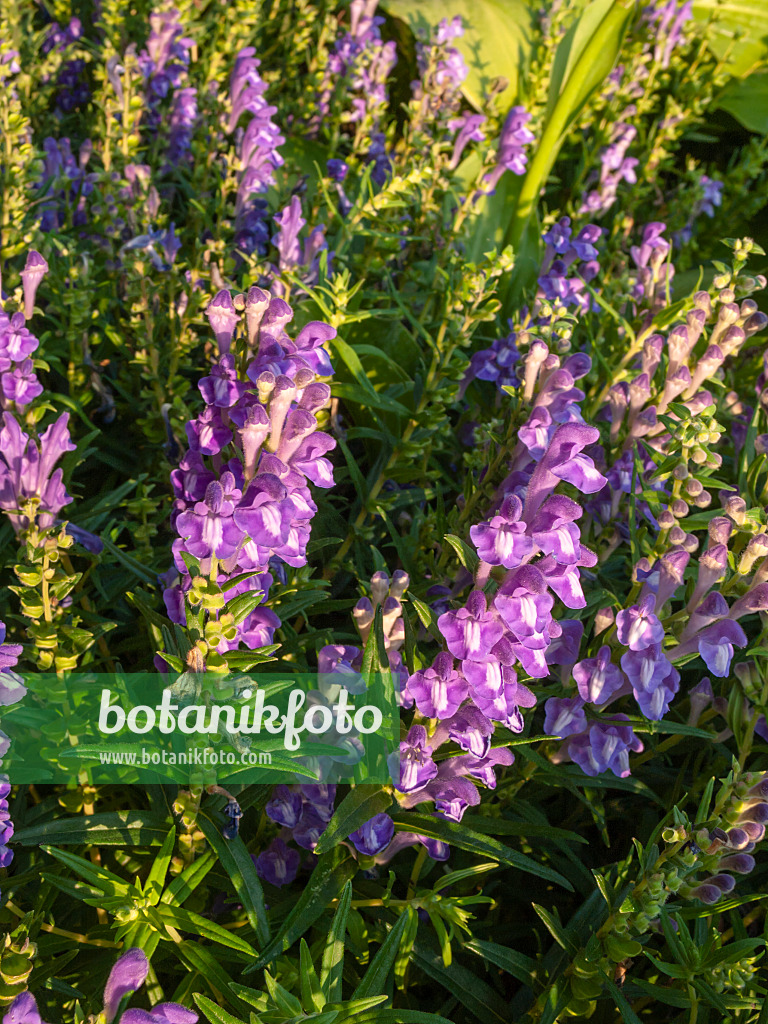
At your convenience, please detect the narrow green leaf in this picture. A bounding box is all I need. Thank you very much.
[146,827,176,904]
[321,880,353,1002]
[390,811,573,890]
[463,938,538,987]
[603,975,643,1024]
[300,939,326,1013]
[412,945,510,1023]
[353,910,412,999]
[16,811,171,846]
[193,993,248,1024]
[152,902,258,956]
[198,813,270,947]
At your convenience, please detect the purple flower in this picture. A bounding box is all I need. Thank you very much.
[616,594,664,650]
[568,717,643,778]
[407,651,468,719]
[470,494,533,568]
[392,724,438,793]
[431,705,494,758]
[103,948,149,1022]
[544,697,587,738]
[524,422,607,519]
[463,655,535,732]
[19,251,49,320]
[175,478,244,560]
[293,806,329,850]
[199,356,246,408]
[438,590,503,661]
[254,838,301,887]
[0,621,22,674]
[349,813,395,855]
[233,474,295,552]
[265,785,303,828]
[206,291,240,356]
[2,992,51,1024]
[2,359,44,407]
[573,647,625,705]
[530,494,583,564]
[698,619,748,677]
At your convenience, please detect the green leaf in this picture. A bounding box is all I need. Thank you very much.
[244,849,357,972]
[315,787,393,855]
[694,0,768,76]
[504,0,633,253]
[718,71,768,133]
[353,911,413,999]
[384,0,535,109]
[390,811,573,890]
[532,904,577,953]
[321,880,352,1002]
[197,813,270,947]
[152,902,258,956]
[162,850,217,906]
[301,939,326,1013]
[193,994,247,1024]
[40,846,130,895]
[443,534,479,573]
[338,1013,455,1024]
[145,827,176,904]
[463,938,538,987]
[603,976,642,1024]
[15,811,171,846]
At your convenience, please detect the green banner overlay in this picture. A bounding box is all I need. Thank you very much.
[0,671,400,785]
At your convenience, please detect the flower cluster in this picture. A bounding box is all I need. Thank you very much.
[579,120,638,217]
[322,0,397,184]
[41,17,89,113]
[392,419,607,818]
[537,217,603,314]
[229,49,285,255]
[0,252,48,409]
[163,289,336,668]
[481,106,535,195]
[38,137,96,234]
[138,7,197,167]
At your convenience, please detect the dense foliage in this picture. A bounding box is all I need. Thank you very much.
[2,0,768,1020]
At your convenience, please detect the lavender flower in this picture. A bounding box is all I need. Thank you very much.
[254,837,301,887]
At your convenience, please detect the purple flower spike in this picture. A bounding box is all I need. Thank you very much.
[206,290,240,356]
[254,837,300,887]
[103,948,149,1023]
[438,590,503,661]
[616,594,664,650]
[573,646,625,705]
[349,812,395,856]
[20,251,49,320]
[408,652,468,719]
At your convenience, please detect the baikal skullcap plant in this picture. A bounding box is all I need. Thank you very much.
[2,0,768,1022]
